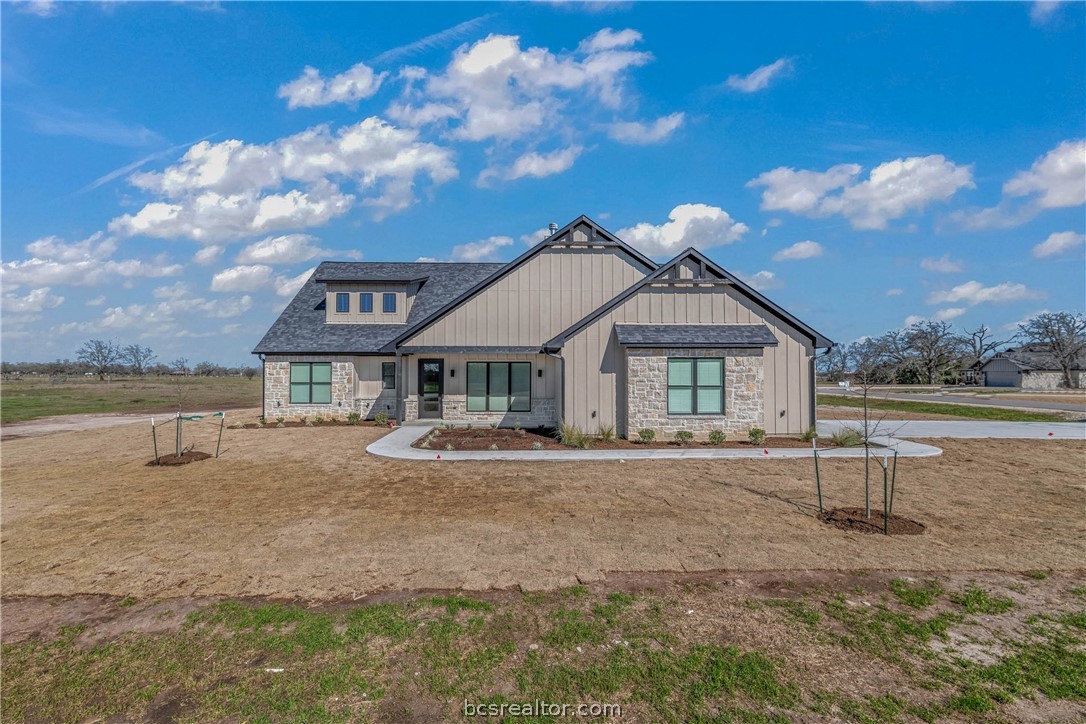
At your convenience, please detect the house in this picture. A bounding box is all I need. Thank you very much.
[979,344,1085,389]
[253,216,833,437]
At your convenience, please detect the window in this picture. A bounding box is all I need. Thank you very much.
[382,293,397,313]
[381,361,396,390]
[360,293,373,313]
[290,362,332,404]
[667,358,723,415]
[335,293,350,313]
[466,362,531,412]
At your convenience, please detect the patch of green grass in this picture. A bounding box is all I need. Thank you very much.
[891,579,943,609]
[1024,570,1048,580]
[543,607,606,647]
[817,394,1067,422]
[425,595,492,616]
[560,584,589,598]
[117,597,137,608]
[765,599,822,627]
[1070,587,1086,597]
[950,586,1016,615]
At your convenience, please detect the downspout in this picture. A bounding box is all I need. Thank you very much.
[259,354,266,419]
[544,348,565,424]
[395,350,404,424]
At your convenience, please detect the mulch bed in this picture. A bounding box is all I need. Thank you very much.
[147,451,212,467]
[234,421,391,429]
[414,427,840,451]
[819,507,926,535]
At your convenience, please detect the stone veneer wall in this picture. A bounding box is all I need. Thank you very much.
[626,347,764,438]
[400,395,557,427]
[264,356,355,419]
[1020,369,1083,390]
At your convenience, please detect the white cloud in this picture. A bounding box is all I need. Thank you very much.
[1030,1,1062,25]
[18,0,59,17]
[275,267,317,298]
[736,270,781,292]
[1032,230,1086,258]
[521,227,550,246]
[1003,139,1086,209]
[772,240,823,261]
[1,233,183,289]
[87,295,106,306]
[80,293,253,335]
[152,281,191,300]
[193,245,225,265]
[389,31,652,142]
[617,203,749,257]
[500,146,584,182]
[748,155,974,230]
[606,112,684,145]
[114,117,458,240]
[371,15,495,65]
[926,280,1043,306]
[933,307,967,321]
[725,58,793,93]
[278,62,387,109]
[920,254,964,273]
[450,235,514,262]
[903,315,926,327]
[1,287,64,313]
[885,288,903,297]
[210,264,275,292]
[236,234,331,265]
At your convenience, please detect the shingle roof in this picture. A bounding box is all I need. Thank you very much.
[614,324,779,348]
[988,344,1086,372]
[252,262,505,354]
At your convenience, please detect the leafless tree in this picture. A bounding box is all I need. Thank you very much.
[816,346,847,383]
[958,324,1010,368]
[170,357,190,374]
[76,340,120,380]
[1018,312,1086,389]
[121,344,157,376]
[243,367,258,381]
[881,321,963,385]
[844,338,897,518]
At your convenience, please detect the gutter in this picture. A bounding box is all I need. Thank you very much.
[544,349,565,423]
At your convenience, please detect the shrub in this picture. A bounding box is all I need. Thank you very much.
[488,443,499,450]
[830,426,864,447]
[637,429,656,444]
[708,429,726,445]
[419,437,431,449]
[314,414,324,424]
[258,416,267,425]
[531,441,544,450]
[748,427,767,445]
[597,424,616,442]
[299,416,307,424]
[799,426,819,442]
[444,443,455,451]
[304,419,314,427]
[490,422,498,429]
[275,416,285,428]
[514,421,522,431]
[374,411,389,426]
[556,423,591,449]
[346,411,361,425]
[674,430,694,444]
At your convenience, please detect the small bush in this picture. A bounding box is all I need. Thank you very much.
[597,424,616,442]
[304,419,314,427]
[490,422,498,429]
[257,416,267,425]
[419,438,431,449]
[374,411,389,426]
[514,421,522,431]
[275,416,285,428]
[444,443,454,451]
[674,430,694,444]
[346,411,361,425]
[708,429,726,445]
[637,429,656,443]
[314,414,324,424]
[299,416,307,424]
[748,427,766,445]
[531,441,544,450]
[488,443,499,451]
[830,427,864,447]
[800,426,819,442]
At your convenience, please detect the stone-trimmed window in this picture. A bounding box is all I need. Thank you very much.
[382,293,397,314]
[381,361,396,390]
[667,358,724,415]
[290,362,332,404]
[466,362,531,412]
[360,293,373,313]
[335,293,350,313]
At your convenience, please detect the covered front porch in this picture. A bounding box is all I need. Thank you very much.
[396,348,560,427]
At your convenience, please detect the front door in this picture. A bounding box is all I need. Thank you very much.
[418,359,444,419]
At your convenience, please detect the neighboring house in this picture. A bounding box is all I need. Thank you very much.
[979,345,1085,389]
[253,216,833,437]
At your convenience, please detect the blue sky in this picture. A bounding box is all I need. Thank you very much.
[2,0,1084,365]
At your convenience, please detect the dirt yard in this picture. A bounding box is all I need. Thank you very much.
[2,409,1083,599]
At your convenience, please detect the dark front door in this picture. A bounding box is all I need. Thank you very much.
[418,359,444,419]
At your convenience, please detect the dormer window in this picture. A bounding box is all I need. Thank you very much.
[335,293,350,313]
[360,293,373,313]
[383,293,397,314]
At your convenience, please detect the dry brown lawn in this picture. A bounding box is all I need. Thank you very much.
[2,409,1084,600]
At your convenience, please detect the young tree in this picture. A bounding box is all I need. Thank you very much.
[1018,312,1086,388]
[845,338,897,519]
[243,367,258,381]
[122,344,157,376]
[76,340,120,380]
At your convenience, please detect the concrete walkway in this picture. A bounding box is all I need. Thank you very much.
[366,425,943,461]
[818,419,1086,440]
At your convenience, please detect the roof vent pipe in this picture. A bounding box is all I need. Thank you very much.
[547,222,558,237]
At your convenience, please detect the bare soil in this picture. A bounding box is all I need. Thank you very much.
[416,426,837,450]
[238,420,391,429]
[2,407,1083,599]
[148,451,212,466]
[819,507,926,535]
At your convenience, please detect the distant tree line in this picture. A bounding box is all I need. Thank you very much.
[818,311,1086,388]
[1,340,261,380]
